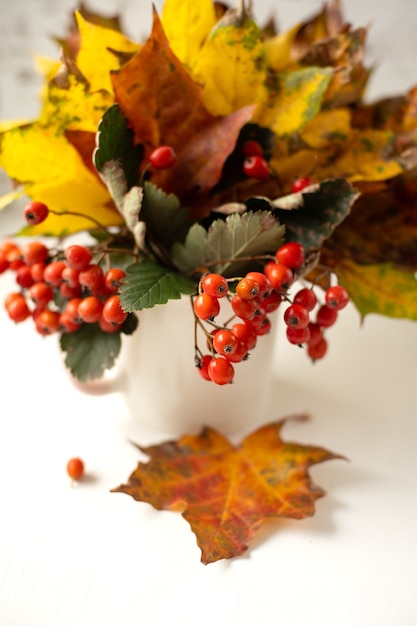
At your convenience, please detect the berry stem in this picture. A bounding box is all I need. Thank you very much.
[48,208,110,235]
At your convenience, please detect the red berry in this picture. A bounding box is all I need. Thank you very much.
[0,252,9,274]
[307,336,328,360]
[316,305,338,328]
[64,245,93,271]
[104,268,126,292]
[102,294,128,325]
[43,260,66,286]
[208,357,235,385]
[243,155,269,180]
[213,329,238,357]
[325,285,350,310]
[286,325,311,345]
[78,264,104,292]
[231,322,257,350]
[28,282,54,307]
[236,277,260,300]
[148,145,176,169]
[201,273,228,298]
[15,265,35,289]
[275,242,305,269]
[66,457,84,481]
[193,293,220,320]
[61,266,80,287]
[35,309,60,335]
[242,140,264,157]
[23,201,49,225]
[64,298,83,323]
[21,241,49,266]
[78,296,104,323]
[231,294,258,320]
[245,271,272,297]
[59,312,82,333]
[197,355,213,381]
[223,338,248,363]
[293,288,317,312]
[264,261,293,291]
[5,293,31,322]
[291,177,312,193]
[307,322,323,347]
[283,303,310,329]
[30,262,46,283]
[98,316,123,333]
[250,315,271,336]
[59,282,82,299]
[262,290,282,312]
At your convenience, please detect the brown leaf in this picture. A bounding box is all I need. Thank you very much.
[111,9,254,214]
[112,415,343,564]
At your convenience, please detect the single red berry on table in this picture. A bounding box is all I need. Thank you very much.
[325,285,350,310]
[23,201,49,225]
[264,261,293,291]
[200,273,228,298]
[67,457,84,481]
[102,294,128,325]
[275,241,305,269]
[148,145,176,169]
[283,303,310,329]
[316,304,338,328]
[208,357,235,385]
[193,292,220,320]
[293,287,317,312]
[64,245,93,271]
[243,155,269,180]
[291,177,312,193]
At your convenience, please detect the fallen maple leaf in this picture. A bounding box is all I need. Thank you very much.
[112,415,344,564]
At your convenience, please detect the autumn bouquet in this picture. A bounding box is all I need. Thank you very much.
[1,0,417,386]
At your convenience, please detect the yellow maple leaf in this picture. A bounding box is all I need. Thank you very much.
[74,11,140,94]
[161,0,216,69]
[0,124,120,235]
[192,10,268,116]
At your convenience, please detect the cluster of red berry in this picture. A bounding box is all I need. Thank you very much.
[0,234,129,336]
[193,241,350,385]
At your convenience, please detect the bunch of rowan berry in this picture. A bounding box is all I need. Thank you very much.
[193,241,350,385]
[0,234,132,337]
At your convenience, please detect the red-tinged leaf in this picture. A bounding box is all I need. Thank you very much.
[111,9,255,214]
[112,415,344,564]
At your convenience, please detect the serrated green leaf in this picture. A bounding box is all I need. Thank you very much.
[141,182,193,248]
[119,259,196,311]
[273,179,359,249]
[60,324,121,381]
[171,211,285,277]
[94,104,143,195]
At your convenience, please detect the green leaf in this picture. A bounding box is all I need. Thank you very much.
[273,179,359,249]
[119,259,196,311]
[171,211,285,277]
[93,104,143,206]
[141,182,193,248]
[60,324,121,381]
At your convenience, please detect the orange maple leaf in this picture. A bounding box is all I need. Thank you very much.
[112,415,344,564]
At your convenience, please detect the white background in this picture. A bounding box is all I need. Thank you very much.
[0,1,417,625]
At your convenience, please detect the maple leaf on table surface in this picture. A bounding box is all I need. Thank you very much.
[112,415,344,564]
[111,9,254,216]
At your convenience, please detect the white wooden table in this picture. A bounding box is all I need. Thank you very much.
[1,1,417,625]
